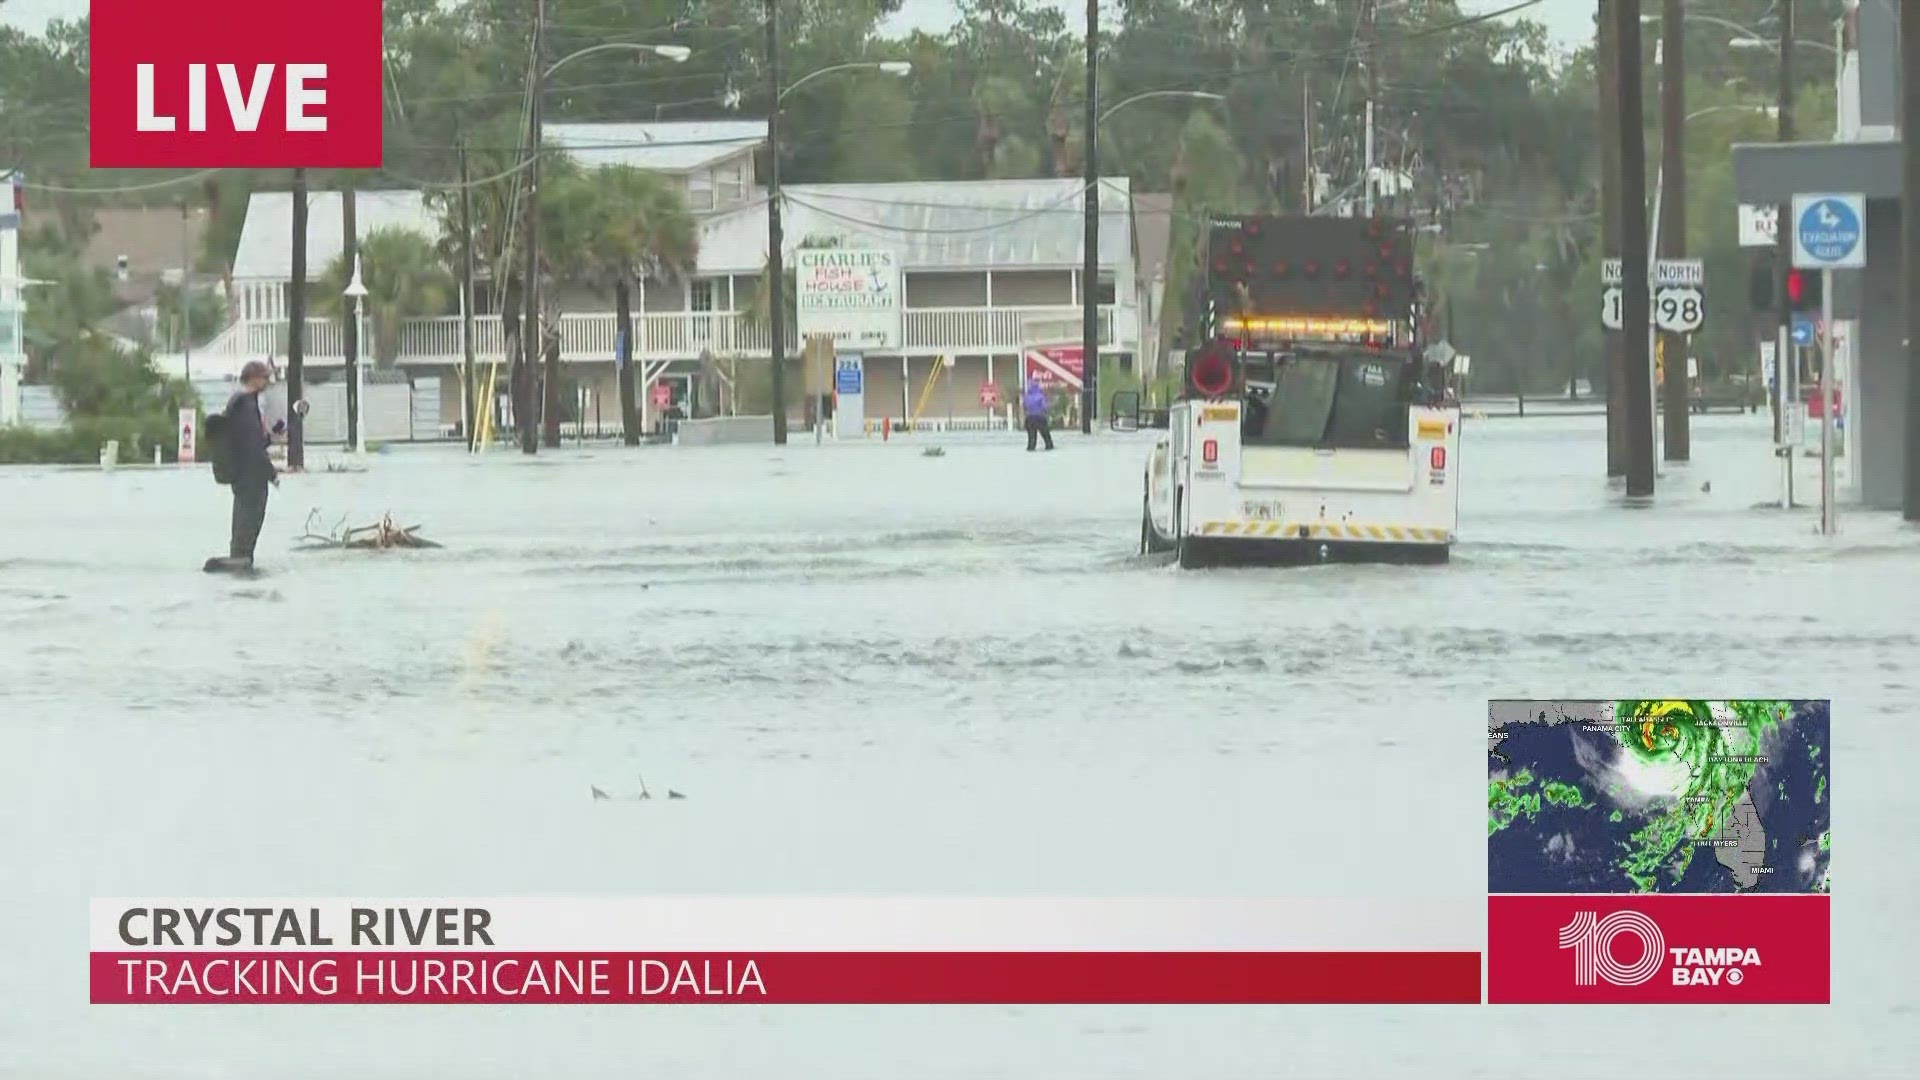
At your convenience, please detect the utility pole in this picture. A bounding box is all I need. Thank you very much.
[766,0,789,445]
[342,182,360,453]
[287,168,308,472]
[1598,0,1625,476]
[1362,0,1378,217]
[1774,0,1796,508]
[1302,72,1314,211]
[180,200,193,385]
[519,0,544,455]
[1616,0,1654,497]
[1904,0,1920,519]
[1657,0,1690,461]
[458,138,479,452]
[1079,0,1099,435]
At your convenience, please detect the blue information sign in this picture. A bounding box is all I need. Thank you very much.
[835,359,863,396]
[1791,318,1816,348]
[1792,195,1865,269]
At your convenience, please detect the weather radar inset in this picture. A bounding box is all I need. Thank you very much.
[1488,700,1830,894]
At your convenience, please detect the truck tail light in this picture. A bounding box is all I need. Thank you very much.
[1430,447,1446,470]
[1203,439,1219,465]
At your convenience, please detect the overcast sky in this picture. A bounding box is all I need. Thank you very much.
[4,0,1595,48]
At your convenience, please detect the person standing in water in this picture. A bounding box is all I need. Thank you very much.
[221,360,280,567]
[1023,379,1055,452]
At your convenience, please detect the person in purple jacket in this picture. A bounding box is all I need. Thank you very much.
[1023,380,1055,452]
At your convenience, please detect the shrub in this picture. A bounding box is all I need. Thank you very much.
[0,415,186,464]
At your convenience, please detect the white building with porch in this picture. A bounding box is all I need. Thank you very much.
[162,123,1145,438]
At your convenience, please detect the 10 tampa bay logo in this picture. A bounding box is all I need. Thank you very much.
[1559,911,1762,987]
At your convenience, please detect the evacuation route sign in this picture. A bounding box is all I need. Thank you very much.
[1791,194,1865,269]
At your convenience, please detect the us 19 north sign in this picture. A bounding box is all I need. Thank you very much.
[89,0,385,169]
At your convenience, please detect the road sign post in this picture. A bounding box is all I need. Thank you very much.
[1791,193,1864,537]
[833,354,865,440]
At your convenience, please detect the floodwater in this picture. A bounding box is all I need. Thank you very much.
[2,412,1916,1078]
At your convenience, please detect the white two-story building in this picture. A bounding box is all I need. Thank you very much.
[167,121,1156,438]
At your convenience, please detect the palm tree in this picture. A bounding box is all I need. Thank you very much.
[545,166,698,446]
[322,228,455,364]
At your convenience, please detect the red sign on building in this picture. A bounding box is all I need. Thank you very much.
[89,0,384,168]
[650,382,673,409]
[1023,345,1084,391]
[978,382,1001,408]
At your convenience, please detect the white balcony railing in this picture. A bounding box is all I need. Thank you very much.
[184,305,1124,369]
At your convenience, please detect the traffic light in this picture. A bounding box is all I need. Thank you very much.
[1786,268,1823,312]
[1748,251,1776,309]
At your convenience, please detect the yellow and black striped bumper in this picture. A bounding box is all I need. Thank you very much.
[1194,521,1453,543]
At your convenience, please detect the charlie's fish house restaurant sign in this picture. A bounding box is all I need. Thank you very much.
[796,249,901,350]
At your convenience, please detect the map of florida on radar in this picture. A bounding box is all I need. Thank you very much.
[1488,700,1830,894]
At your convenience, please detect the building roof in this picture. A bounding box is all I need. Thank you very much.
[79,207,215,305]
[545,121,766,173]
[696,177,1135,275]
[232,177,1137,282]
[232,190,437,281]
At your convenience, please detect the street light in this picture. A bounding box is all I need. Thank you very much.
[763,39,912,445]
[1728,36,1840,54]
[1686,103,1778,122]
[1096,89,1225,127]
[779,60,912,102]
[343,256,368,454]
[544,42,691,78]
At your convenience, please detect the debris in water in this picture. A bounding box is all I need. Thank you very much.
[297,510,443,550]
[921,446,946,458]
[590,773,686,802]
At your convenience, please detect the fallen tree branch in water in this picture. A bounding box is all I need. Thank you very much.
[297,510,443,550]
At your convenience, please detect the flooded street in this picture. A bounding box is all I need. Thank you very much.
[3,412,1916,1077]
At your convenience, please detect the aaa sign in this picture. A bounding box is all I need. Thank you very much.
[89,0,384,168]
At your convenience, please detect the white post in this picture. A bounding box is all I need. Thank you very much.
[1777,324,1793,509]
[353,299,367,454]
[1363,100,1375,217]
[1819,267,1836,535]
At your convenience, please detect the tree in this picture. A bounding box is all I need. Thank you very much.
[572,166,698,444]
[48,335,196,422]
[321,228,456,364]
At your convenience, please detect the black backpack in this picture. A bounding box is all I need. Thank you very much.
[203,410,234,484]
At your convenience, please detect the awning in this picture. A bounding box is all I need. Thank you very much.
[1731,139,1902,204]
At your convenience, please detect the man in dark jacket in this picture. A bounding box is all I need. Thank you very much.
[223,360,279,566]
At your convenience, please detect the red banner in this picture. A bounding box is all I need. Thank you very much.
[1024,345,1084,390]
[1487,894,1829,1004]
[91,950,1481,1005]
[89,0,384,168]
